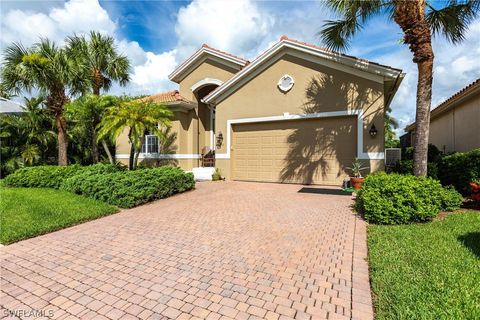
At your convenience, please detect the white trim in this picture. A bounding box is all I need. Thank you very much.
[115,153,200,159]
[210,106,215,149]
[169,47,247,82]
[204,39,402,104]
[214,110,384,160]
[191,78,223,92]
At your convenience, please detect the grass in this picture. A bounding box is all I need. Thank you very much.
[368,212,480,319]
[0,188,118,245]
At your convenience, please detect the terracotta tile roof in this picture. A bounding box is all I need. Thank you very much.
[138,90,194,104]
[405,78,480,132]
[204,35,404,104]
[432,78,480,113]
[279,35,403,72]
[201,44,249,64]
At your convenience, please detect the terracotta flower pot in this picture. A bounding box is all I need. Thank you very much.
[350,177,365,190]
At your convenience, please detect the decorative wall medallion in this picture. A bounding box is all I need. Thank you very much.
[277,74,294,92]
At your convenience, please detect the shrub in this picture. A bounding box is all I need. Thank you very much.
[403,144,442,162]
[2,163,123,189]
[356,173,463,225]
[212,168,222,181]
[438,149,480,195]
[392,160,438,179]
[61,166,195,208]
[469,181,480,204]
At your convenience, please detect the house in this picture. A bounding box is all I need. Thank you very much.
[116,36,404,185]
[403,79,480,154]
[0,97,24,114]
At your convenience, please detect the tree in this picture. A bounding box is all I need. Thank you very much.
[1,40,87,165]
[385,106,400,148]
[66,95,118,164]
[97,99,172,170]
[319,0,479,176]
[0,96,56,175]
[66,31,130,96]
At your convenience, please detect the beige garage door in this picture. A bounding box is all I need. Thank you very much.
[232,116,357,185]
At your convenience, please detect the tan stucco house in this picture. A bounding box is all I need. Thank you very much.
[404,79,480,154]
[116,36,404,185]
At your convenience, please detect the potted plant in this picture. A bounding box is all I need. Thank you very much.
[347,158,369,190]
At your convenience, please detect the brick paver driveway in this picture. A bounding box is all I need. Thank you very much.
[1,182,373,320]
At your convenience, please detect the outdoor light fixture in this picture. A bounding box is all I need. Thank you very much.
[369,123,378,137]
[216,131,224,148]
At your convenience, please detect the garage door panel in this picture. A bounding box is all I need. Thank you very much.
[232,116,357,185]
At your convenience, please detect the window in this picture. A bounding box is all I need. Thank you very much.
[141,134,159,154]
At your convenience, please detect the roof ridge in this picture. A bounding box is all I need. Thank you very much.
[279,35,402,72]
[432,78,480,112]
[201,43,248,63]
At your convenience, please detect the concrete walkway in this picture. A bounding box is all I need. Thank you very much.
[0,182,373,319]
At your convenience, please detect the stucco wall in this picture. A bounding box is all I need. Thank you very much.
[178,59,238,100]
[214,53,385,181]
[429,93,480,153]
[115,58,238,165]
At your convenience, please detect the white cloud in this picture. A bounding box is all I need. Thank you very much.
[374,18,480,136]
[0,0,179,96]
[130,50,178,90]
[0,0,115,48]
[175,0,274,60]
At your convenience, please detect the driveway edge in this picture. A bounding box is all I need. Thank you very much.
[351,215,374,320]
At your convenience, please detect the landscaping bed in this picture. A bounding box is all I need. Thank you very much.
[1,164,196,243]
[0,188,118,244]
[3,164,195,208]
[368,211,480,319]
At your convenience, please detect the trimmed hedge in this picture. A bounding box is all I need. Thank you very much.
[438,149,480,195]
[61,166,195,208]
[2,164,123,189]
[392,159,438,179]
[356,173,463,225]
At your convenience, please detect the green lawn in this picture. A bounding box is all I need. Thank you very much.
[368,212,480,319]
[0,188,118,244]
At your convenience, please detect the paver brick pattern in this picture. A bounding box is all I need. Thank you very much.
[0,182,373,319]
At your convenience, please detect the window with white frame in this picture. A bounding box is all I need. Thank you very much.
[141,134,159,154]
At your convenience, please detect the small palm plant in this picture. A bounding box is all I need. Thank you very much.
[347,158,369,178]
[347,158,369,190]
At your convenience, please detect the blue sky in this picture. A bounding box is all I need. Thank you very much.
[1,0,479,134]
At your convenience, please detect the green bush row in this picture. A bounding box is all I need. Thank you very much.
[2,164,123,189]
[356,173,463,225]
[438,149,480,195]
[3,164,195,208]
[61,166,195,208]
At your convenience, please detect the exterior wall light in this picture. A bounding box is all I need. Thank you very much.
[369,123,378,137]
[216,131,224,148]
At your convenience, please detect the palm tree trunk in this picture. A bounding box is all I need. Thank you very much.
[133,148,140,170]
[413,59,433,176]
[56,115,68,166]
[92,129,99,163]
[128,128,134,170]
[101,139,114,164]
[393,0,434,176]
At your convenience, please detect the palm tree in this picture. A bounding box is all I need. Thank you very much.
[66,31,130,95]
[1,39,87,165]
[97,99,172,170]
[66,95,118,164]
[319,0,479,176]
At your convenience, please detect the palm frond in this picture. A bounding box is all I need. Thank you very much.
[318,0,386,51]
[426,0,480,43]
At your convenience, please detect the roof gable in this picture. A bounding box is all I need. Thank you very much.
[203,36,404,105]
[168,44,248,83]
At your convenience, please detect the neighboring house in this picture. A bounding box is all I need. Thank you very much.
[116,36,404,185]
[0,97,24,114]
[404,79,480,154]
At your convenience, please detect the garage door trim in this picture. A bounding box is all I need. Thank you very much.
[215,109,383,160]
